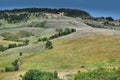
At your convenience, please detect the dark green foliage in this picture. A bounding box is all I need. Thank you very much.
[37,28,76,43]
[0,45,6,52]
[0,40,29,52]
[24,39,30,45]
[22,69,58,80]
[5,67,13,72]
[45,40,53,49]
[38,38,42,42]
[74,67,120,80]
[19,52,23,56]
[42,37,48,42]
[11,59,19,71]
[0,8,92,22]
[49,28,76,40]
[53,71,58,78]
[5,59,20,72]
[38,37,48,42]
[8,43,17,49]
[0,12,29,23]
[106,17,114,21]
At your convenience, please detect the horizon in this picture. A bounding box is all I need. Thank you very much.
[0,0,120,19]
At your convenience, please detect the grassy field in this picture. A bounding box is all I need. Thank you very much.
[0,35,120,80]
[0,16,120,80]
[20,36,120,70]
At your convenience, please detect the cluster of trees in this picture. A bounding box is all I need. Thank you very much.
[37,28,76,50]
[0,45,6,52]
[38,37,48,42]
[49,28,76,39]
[38,28,76,42]
[74,67,120,80]
[0,12,29,23]
[0,40,29,52]
[5,59,21,72]
[0,8,92,23]
[94,17,114,21]
[22,69,59,80]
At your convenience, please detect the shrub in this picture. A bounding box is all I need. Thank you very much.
[0,45,5,52]
[45,40,53,49]
[74,67,120,80]
[53,71,58,78]
[19,52,23,56]
[5,59,20,72]
[24,39,30,45]
[11,59,20,71]
[8,43,17,49]
[22,69,58,80]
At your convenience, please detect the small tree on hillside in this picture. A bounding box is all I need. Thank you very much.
[45,40,53,49]
[12,59,20,71]
[53,71,58,78]
[0,45,5,52]
[24,39,30,45]
[19,52,23,56]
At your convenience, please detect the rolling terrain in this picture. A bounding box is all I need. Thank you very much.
[0,8,120,80]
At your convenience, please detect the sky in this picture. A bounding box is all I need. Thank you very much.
[0,0,120,19]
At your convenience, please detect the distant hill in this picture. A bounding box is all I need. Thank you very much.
[0,8,92,19]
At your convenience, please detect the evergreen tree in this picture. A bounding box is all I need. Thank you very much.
[45,40,53,49]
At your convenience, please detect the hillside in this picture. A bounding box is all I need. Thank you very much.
[0,8,120,80]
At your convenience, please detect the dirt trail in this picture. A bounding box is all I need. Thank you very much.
[58,68,87,80]
[58,70,77,80]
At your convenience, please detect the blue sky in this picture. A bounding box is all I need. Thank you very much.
[0,0,120,19]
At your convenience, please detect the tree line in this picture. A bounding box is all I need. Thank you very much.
[38,28,76,42]
[0,8,92,23]
[38,28,76,50]
[0,39,29,52]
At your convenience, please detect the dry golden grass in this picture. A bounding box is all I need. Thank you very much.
[0,35,120,80]
[21,35,120,70]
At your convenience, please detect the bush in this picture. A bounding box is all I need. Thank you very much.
[24,39,30,45]
[22,69,58,80]
[8,43,17,49]
[0,45,6,52]
[45,40,53,49]
[19,52,23,56]
[74,67,120,80]
[5,59,20,72]
[53,71,58,78]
